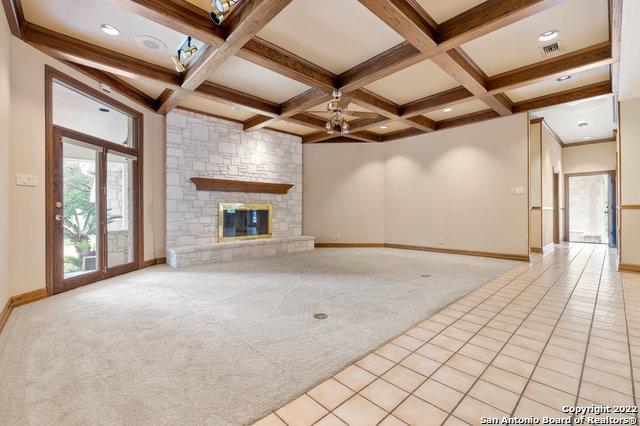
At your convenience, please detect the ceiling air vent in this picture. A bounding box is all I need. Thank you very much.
[540,41,563,56]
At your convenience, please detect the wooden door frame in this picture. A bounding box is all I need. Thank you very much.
[553,171,560,244]
[563,170,616,244]
[45,66,144,296]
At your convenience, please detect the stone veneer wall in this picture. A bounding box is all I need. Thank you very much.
[165,109,303,251]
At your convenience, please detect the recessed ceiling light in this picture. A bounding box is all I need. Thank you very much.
[442,107,453,112]
[100,24,120,36]
[230,105,239,111]
[379,125,388,129]
[538,30,559,42]
[134,35,167,52]
[556,75,571,82]
[99,107,110,113]
[578,121,588,127]
[584,136,592,140]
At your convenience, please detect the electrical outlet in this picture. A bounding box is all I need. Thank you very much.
[439,237,444,246]
[16,174,37,187]
[331,234,341,241]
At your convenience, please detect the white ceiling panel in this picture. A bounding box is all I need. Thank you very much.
[531,96,616,144]
[267,120,315,135]
[207,56,310,104]
[462,0,609,77]
[415,0,486,24]
[366,121,411,134]
[22,0,189,70]
[506,66,610,103]
[257,0,405,74]
[178,94,255,122]
[424,99,488,121]
[118,75,167,99]
[365,59,459,105]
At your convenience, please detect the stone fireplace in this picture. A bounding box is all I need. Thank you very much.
[164,109,314,268]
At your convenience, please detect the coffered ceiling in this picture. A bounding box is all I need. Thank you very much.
[8,0,620,143]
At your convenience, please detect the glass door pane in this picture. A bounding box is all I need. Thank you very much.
[568,174,610,244]
[107,152,135,268]
[62,138,101,278]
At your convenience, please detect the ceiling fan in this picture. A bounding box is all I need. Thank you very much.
[308,90,379,135]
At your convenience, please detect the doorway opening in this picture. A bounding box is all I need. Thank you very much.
[565,171,616,247]
[45,67,144,295]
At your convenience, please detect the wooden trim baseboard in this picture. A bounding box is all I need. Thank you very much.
[618,263,640,273]
[384,243,530,262]
[315,243,386,248]
[530,247,543,253]
[316,242,530,261]
[0,288,48,334]
[142,257,167,268]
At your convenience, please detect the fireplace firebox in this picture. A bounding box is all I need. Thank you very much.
[218,203,272,242]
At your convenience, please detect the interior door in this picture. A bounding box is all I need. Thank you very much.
[50,127,139,294]
[608,171,617,248]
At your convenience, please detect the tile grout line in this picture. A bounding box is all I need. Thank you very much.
[327,249,576,425]
[268,245,585,426]
[442,244,598,420]
[380,244,590,424]
[619,264,639,423]
[569,245,608,419]
[299,254,554,425]
[510,244,605,415]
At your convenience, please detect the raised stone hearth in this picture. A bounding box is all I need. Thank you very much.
[167,236,315,268]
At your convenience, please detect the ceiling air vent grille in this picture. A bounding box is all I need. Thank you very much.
[540,41,563,56]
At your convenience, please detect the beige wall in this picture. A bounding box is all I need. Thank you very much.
[8,38,165,296]
[0,15,11,305]
[303,143,386,244]
[541,123,563,248]
[620,98,640,267]
[562,142,617,174]
[303,114,530,257]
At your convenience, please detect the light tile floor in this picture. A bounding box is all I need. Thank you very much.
[255,243,640,426]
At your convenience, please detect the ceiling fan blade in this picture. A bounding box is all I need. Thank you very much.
[349,111,380,119]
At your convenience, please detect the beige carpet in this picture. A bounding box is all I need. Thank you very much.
[0,248,518,425]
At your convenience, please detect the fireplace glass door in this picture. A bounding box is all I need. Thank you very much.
[219,203,272,241]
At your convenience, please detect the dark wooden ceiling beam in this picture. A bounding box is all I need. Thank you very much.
[487,42,613,93]
[243,114,275,131]
[512,80,612,112]
[381,127,424,142]
[436,109,501,130]
[23,23,183,87]
[349,89,400,118]
[303,130,382,144]
[63,62,159,112]
[108,0,225,47]
[355,0,437,51]
[1,0,25,37]
[401,116,436,132]
[400,86,473,116]
[157,0,294,113]
[194,81,281,117]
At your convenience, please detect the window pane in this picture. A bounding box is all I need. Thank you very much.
[107,152,135,267]
[62,138,100,278]
[53,81,134,147]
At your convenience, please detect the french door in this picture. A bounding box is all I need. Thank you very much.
[49,126,140,294]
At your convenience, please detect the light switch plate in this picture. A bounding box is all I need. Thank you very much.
[16,174,37,187]
[510,186,525,196]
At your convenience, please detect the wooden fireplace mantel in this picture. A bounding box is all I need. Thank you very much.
[190,178,294,194]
